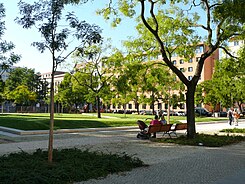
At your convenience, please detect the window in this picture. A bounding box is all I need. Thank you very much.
[195,46,204,53]
[180,103,185,109]
[172,52,178,57]
[113,105,116,109]
[179,59,184,64]
[172,60,177,65]
[234,41,239,46]
[165,104,168,109]
[196,57,200,62]
[128,104,132,109]
[158,103,162,109]
[180,68,184,72]
[188,76,192,80]
[188,58,193,63]
[188,67,193,72]
[142,104,146,109]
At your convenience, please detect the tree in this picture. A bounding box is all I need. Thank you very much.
[6,85,37,110]
[71,42,115,118]
[4,67,44,108]
[4,67,40,91]
[16,0,102,162]
[198,45,245,111]
[57,73,86,113]
[0,3,21,102]
[97,0,245,138]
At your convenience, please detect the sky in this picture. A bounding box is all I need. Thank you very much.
[3,0,138,74]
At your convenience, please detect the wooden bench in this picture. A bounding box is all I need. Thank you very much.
[169,123,188,137]
[147,124,173,138]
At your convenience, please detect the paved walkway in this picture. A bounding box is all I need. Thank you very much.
[0,120,245,184]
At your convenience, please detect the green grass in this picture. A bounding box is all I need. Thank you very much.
[154,133,245,147]
[0,113,226,131]
[0,148,145,184]
[220,128,245,133]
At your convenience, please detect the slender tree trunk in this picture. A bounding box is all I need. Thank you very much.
[48,59,55,163]
[151,92,155,115]
[186,85,196,138]
[97,96,101,118]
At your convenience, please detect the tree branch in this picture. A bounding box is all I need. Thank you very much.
[219,46,239,59]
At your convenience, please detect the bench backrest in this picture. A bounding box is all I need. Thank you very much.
[160,124,172,132]
[174,123,187,130]
[148,124,162,134]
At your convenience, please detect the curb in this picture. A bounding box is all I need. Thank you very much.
[0,126,138,136]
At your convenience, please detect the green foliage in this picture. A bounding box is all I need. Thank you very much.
[220,128,245,133]
[198,45,245,108]
[0,3,21,94]
[57,73,86,112]
[4,67,45,105]
[71,42,116,116]
[0,148,144,184]
[6,85,37,105]
[156,133,245,147]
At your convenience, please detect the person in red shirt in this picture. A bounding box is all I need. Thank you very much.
[150,115,161,138]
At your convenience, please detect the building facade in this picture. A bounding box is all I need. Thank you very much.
[109,43,219,113]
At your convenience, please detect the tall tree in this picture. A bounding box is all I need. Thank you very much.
[72,42,115,118]
[15,0,102,162]
[198,45,245,111]
[97,0,245,138]
[0,3,21,102]
[57,73,86,113]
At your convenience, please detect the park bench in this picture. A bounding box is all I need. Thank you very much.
[147,124,173,138]
[147,123,187,138]
[168,123,188,137]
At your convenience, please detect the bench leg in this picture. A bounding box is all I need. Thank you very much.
[162,131,172,138]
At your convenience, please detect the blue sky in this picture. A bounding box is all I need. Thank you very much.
[3,0,138,74]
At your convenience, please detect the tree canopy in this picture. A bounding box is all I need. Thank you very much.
[96,0,245,138]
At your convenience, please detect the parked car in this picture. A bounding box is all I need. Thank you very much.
[219,111,227,117]
[139,110,153,115]
[175,111,186,116]
[195,107,212,117]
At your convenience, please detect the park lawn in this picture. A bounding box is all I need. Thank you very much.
[0,113,226,131]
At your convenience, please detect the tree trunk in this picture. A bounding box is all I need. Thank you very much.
[186,85,196,138]
[48,61,55,163]
[97,96,101,118]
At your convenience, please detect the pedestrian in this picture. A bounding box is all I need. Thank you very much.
[227,107,233,125]
[233,109,240,126]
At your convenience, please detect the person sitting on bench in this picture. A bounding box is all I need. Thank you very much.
[150,115,162,138]
[160,115,167,125]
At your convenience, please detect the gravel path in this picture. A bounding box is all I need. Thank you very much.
[0,120,245,184]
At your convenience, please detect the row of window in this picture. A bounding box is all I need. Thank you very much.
[112,103,185,110]
[172,57,201,65]
[171,46,204,57]
[180,67,193,72]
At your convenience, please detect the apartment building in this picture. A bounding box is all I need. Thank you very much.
[40,71,66,93]
[222,38,244,58]
[110,43,219,113]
